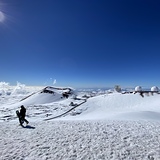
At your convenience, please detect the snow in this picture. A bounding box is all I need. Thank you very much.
[1,83,160,159]
[68,93,160,121]
[1,120,160,160]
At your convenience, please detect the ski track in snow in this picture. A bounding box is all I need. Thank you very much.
[1,120,160,160]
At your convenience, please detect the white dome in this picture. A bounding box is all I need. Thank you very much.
[135,86,142,92]
[151,86,159,92]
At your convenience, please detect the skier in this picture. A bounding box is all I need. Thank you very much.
[18,105,29,125]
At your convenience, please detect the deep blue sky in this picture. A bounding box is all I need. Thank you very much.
[0,0,160,88]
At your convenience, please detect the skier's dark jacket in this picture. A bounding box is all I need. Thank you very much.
[20,105,26,118]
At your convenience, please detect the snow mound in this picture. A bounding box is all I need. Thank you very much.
[20,86,74,105]
[66,93,160,121]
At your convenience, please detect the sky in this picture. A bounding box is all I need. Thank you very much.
[0,0,160,88]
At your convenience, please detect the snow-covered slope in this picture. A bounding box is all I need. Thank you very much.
[19,86,73,105]
[1,85,160,122]
[1,85,160,159]
[0,86,85,121]
[67,93,160,121]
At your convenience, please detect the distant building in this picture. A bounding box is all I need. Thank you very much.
[151,86,159,92]
[135,86,142,92]
[114,85,121,93]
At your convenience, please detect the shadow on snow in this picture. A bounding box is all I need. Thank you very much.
[22,125,36,129]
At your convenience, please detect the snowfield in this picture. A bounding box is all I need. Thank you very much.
[0,83,160,159]
[1,121,160,160]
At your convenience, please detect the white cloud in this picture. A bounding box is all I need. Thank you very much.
[0,11,5,22]
[53,79,56,85]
